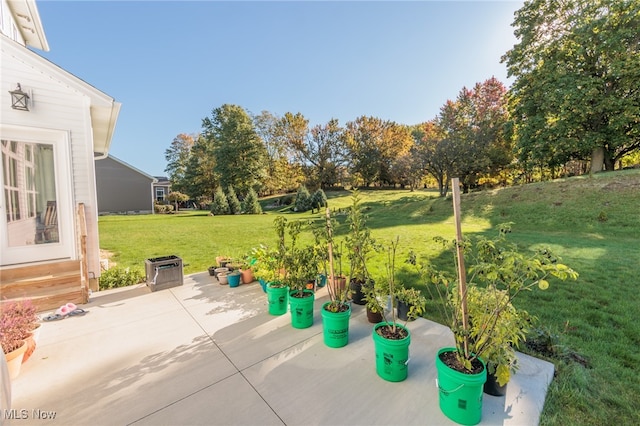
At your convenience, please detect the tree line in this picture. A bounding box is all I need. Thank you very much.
[164,0,639,203]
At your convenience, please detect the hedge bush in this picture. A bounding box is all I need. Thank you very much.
[99,267,145,290]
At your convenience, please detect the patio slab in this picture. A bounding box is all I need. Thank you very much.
[8,272,554,425]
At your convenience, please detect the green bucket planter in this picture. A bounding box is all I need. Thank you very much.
[321,302,351,348]
[289,289,315,329]
[372,322,411,382]
[435,347,487,426]
[266,283,289,315]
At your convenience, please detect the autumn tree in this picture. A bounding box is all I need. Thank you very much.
[503,0,640,174]
[202,104,267,194]
[412,121,455,196]
[344,116,413,187]
[388,152,422,190]
[469,77,513,184]
[253,110,303,194]
[272,112,310,188]
[437,78,511,192]
[182,135,218,201]
[293,119,348,189]
[277,112,309,153]
[164,133,195,193]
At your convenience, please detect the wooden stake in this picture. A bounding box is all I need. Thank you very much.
[326,207,336,301]
[451,178,469,358]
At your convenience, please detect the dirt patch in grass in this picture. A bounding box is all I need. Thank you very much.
[100,249,116,269]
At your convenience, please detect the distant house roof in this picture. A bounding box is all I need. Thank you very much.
[106,155,157,182]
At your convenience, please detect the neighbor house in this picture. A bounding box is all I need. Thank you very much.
[0,0,121,310]
[153,176,171,204]
[95,155,156,215]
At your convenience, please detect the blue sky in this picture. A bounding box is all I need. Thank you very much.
[36,0,524,177]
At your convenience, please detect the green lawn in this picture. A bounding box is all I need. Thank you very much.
[99,169,640,426]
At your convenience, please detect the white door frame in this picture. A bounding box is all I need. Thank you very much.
[0,124,75,266]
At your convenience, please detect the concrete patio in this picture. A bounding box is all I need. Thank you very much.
[9,272,554,425]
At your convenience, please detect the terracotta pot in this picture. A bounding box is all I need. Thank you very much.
[5,340,27,380]
[328,276,347,297]
[22,332,36,364]
[305,279,315,291]
[241,268,255,284]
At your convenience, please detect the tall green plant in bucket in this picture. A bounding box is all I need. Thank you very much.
[372,237,411,382]
[265,216,289,315]
[410,178,578,425]
[344,190,379,305]
[282,219,317,329]
[321,207,351,348]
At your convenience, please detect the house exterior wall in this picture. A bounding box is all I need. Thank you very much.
[1,37,102,279]
[0,0,27,46]
[95,156,155,214]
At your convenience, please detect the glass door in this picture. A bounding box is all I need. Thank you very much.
[0,126,74,266]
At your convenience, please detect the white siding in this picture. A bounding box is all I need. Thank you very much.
[0,0,26,46]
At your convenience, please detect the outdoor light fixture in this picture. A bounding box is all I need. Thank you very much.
[9,83,30,111]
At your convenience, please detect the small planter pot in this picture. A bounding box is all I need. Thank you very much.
[241,269,255,284]
[5,340,27,380]
[208,266,216,276]
[366,306,384,324]
[350,279,366,305]
[258,278,267,293]
[266,283,289,315]
[484,369,507,396]
[214,267,229,279]
[435,347,487,425]
[372,322,411,382]
[289,290,315,329]
[316,274,327,288]
[227,271,241,288]
[397,300,411,321]
[321,302,351,348]
[217,272,229,285]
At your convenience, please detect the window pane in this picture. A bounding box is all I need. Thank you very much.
[2,140,58,246]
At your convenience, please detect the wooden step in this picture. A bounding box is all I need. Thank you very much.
[0,260,84,312]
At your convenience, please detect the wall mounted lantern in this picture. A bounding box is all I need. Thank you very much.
[9,83,30,111]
